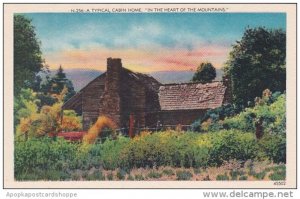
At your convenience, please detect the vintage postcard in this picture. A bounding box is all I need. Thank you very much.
[3,3,296,188]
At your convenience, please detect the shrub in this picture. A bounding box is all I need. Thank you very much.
[239,176,248,180]
[16,88,82,139]
[162,169,175,176]
[258,134,286,163]
[119,131,211,169]
[271,165,286,172]
[83,116,117,144]
[191,92,286,141]
[99,136,130,170]
[252,171,266,180]
[96,130,260,170]
[85,170,104,181]
[203,175,211,181]
[223,93,286,136]
[81,171,89,179]
[229,170,245,180]
[93,170,105,180]
[193,168,201,175]
[116,169,126,180]
[176,170,193,180]
[14,137,79,179]
[269,171,286,181]
[61,110,82,132]
[216,173,230,181]
[147,171,162,179]
[106,172,114,181]
[208,130,258,166]
[71,173,81,181]
[16,169,71,181]
[127,175,134,181]
[191,104,238,132]
[268,165,286,181]
[134,174,145,181]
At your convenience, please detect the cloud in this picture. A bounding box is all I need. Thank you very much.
[21,12,285,76]
[40,19,214,53]
[44,44,230,72]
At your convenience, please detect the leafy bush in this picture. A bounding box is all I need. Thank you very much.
[162,169,175,176]
[192,91,285,140]
[230,170,245,180]
[98,130,259,169]
[223,92,286,135]
[216,173,229,181]
[252,171,266,180]
[176,170,193,180]
[14,137,79,179]
[127,175,134,181]
[81,171,89,179]
[147,171,162,179]
[86,170,105,181]
[15,128,285,181]
[106,172,114,181]
[208,130,258,166]
[71,172,81,181]
[83,116,117,144]
[258,134,286,163]
[99,136,130,170]
[267,164,286,181]
[269,170,286,181]
[193,168,201,175]
[16,88,82,139]
[191,104,238,132]
[118,131,211,168]
[16,169,71,181]
[116,169,126,180]
[239,176,248,180]
[134,174,145,181]
[61,110,82,132]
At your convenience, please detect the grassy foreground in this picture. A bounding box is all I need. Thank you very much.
[15,129,285,181]
[17,160,285,181]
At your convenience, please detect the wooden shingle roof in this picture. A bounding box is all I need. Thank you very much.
[122,68,161,92]
[158,82,226,111]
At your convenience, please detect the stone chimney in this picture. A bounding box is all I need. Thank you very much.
[106,58,122,92]
[99,58,122,126]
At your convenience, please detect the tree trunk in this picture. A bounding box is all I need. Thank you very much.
[255,118,263,139]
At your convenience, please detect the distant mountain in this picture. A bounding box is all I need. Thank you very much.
[149,70,194,84]
[47,69,103,91]
[52,68,224,91]
[149,69,224,84]
[64,69,103,91]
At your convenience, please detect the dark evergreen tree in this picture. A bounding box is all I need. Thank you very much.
[224,27,286,107]
[49,65,76,102]
[192,62,216,83]
[14,14,45,96]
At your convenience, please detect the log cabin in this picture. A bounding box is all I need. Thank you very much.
[62,58,232,131]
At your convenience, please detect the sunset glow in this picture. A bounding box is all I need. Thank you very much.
[24,13,286,72]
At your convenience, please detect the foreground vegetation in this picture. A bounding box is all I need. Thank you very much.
[15,90,286,181]
[15,129,285,181]
[16,157,285,181]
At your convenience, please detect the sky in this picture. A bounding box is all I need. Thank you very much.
[24,13,286,73]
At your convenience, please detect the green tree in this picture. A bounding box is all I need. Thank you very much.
[192,62,216,83]
[224,27,286,107]
[14,14,45,97]
[16,87,82,139]
[42,65,76,102]
[14,88,40,132]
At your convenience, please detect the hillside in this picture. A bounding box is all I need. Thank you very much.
[49,68,224,91]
